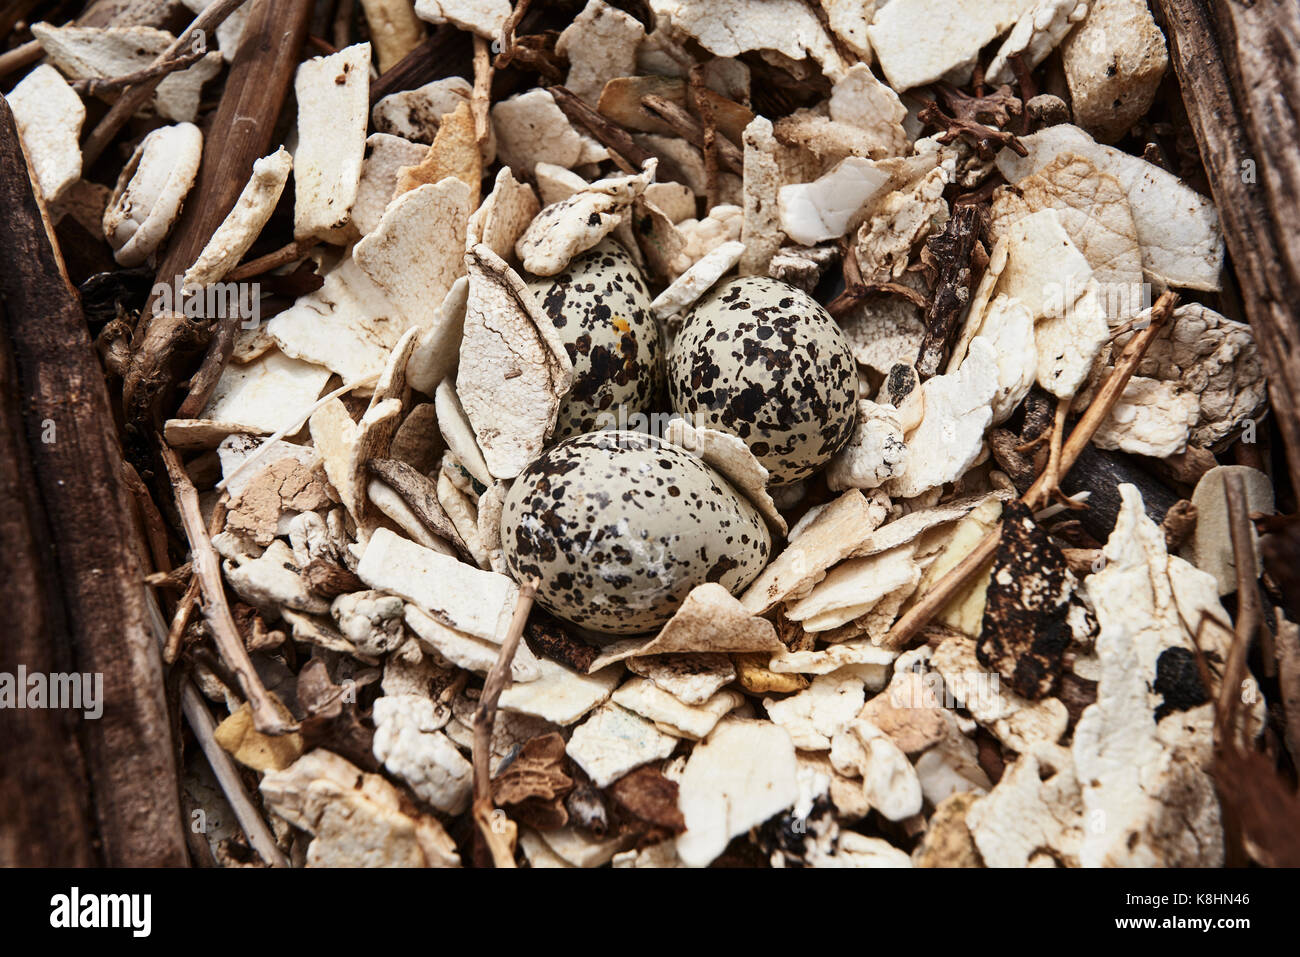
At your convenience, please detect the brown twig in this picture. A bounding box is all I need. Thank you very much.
[71,47,208,97]
[165,576,201,665]
[640,93,744,174]
[550,85,654,174]
[81,0,252,168]
[494,0,534,68]
[880,291,1179,650]
[225,239,319,283]
[688,64,721,208]
[472,578,539,867]
[0,38,40,81]
[827,281,928,318]
[1218,472,1261,752]
[160,441,296,735]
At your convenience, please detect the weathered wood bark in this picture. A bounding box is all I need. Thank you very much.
[123,0,314,471]
[1156,0,1300,487]
[0,97,188,866]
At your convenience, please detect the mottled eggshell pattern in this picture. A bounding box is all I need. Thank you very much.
[668,276,857,484]
[527,239,663,440]
[501,430,771,635]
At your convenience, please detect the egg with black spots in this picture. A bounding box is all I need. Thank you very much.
[527,239,663,440]
[501,430,771,635]
[667,276,857,485]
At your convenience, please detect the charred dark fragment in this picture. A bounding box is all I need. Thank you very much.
[977,501,1072,699]
[1153,646,1209,721]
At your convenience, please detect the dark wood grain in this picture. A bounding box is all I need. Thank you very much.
[0,95,187,866]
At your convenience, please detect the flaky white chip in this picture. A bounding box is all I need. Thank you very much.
[785,545,920,631]
[355,178,471,329]
[404,605,541,681]
[742,491,886,615]
[352,134,428,238]
[649,239,744,319]
[457,245,574,479]
[652,0,847,80]
[499,656,623,725]
[31,22,223,123]
[358,527,519,642]
[1061,0,1169,143]
[867,0,1034,91]
[292,43,371,242]
[611,679,742,741]
[778,156,893,246]
[183,147,292,288]
[967,743,1084,866]
[103,122,202,267]
[466,166,541,258]
[556,1,646,105]
[739,116,784,277]
[675,719,800,868]
[414,0,510,37]
[828,64,909,158]
[200,349,332,436]
[434,378,492,487]
[492,89,609,174]
[408,278,469,396]
[987,0,1089,85]
[1093,376,1198,458]
[7,64,84,202]
[269,255,407,386]
[826,400,909,492]
[565,704,678,788]
[515,163,656,276]
[998,124,1223,291]
[766,670,868,751]
[991,152,1145,322]
[889,337,998,499]
[589,583,784,671]
[372,77,473,144]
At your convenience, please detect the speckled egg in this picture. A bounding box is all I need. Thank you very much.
[501,430,771,635]
[667,276,857,485]
[527,239,663,440]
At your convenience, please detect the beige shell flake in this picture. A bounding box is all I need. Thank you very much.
[456,244,575,479]
[183,147,292,289]
[103,122,202,267]
[31,22,223,123]
[7,64,84,202]
[292,43,372,242]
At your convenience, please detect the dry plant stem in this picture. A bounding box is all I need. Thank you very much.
[472,578,539,866]
[72,46,208,96]
[144,590,289,866]
[640,93,744,174]
[1218,472,1260,752]
[1040,397,1072,506]
[225,239,319,282]
[81,0,253,168]
[550,85,648,174]
[689,65,721,208]
[881,291,1179,650]
[160,442,295,735]
[165,576,201,664]
[494,0,534,67]
[0,38,39,80]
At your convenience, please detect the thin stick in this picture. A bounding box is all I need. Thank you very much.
[1218,472,1260,751]
[160,442,295,735]
[880,291,1178,650]
[225,239,318,282]
[165,576,201,664]
[0,38,40,81]
[472,578,538,867]
[81,0,252,168]
[549,85,650,175]
[144,589,289,867]
[72,47,207,97]
[640,93,744,174]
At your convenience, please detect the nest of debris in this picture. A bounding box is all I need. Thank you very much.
[4,0,1300,868]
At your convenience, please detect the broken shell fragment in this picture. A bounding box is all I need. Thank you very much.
[103,122,202,267]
